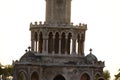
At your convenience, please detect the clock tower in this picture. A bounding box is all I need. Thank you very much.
[13,0,105,80]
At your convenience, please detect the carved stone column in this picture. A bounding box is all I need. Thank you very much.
[78,34,81,56]
[38,33,40,53]
[31,39,34,51]
[72,36,76,55]
[59,36,61,54]
[46,36,48,54]
[80,34,85,56]
[43,36,46,53]
[52,34,55,54]
[65,35,68,55]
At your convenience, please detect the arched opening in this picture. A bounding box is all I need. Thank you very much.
[80,73,90,80]
[18,72,26,80]
[98,77,105,80]
[53,75,65,80]
[61,33,66,54]
[31,72,39,80]
[94,73,101,80]
[34,32,38,52]
[77,34,80,55]
[39,32,43,53]
[55,32,59,54]
[79,34,85,56]
[67,33,72,54]
[48,32,53,54]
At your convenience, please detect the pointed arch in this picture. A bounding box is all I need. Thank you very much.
[94,73,101,80]
[48,32,53,53]
[98,77,105,80]
[80,73,90,80]
[77,33,80,55]
[39,32,43,53]
[31,72,39,80]
[67,33,72,54]
[18,71,27,80]
[55,32,59,54]
[53,74,65,80]
[34,32,38,52]
[61,32,66,54]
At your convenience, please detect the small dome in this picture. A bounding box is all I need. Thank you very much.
[86,53,98,62]
[19,51,36,62]
[85,49,98,63]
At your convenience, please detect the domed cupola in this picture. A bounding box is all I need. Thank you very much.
[86,48,98,64]
[19,47,36,62]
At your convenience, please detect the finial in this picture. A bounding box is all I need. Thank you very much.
[28,46,31,51]
[35,22,37,25]
[25,49,27,52]
[30,22,33,27]
[89,48,92,54]
[71,22,73,26]
[79,23,81,26]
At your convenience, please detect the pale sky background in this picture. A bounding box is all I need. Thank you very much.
[0,0,120,79]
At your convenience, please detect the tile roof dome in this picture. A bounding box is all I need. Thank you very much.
[19,48,36,62]
[85,49,98,63]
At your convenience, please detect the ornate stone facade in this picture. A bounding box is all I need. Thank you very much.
[13,0,105,80]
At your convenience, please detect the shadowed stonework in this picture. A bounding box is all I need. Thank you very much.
[13,0,105,80]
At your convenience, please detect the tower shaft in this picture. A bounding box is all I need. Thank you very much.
[46,0,71,24]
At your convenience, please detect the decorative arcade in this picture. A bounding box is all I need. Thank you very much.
[30,22,86,56]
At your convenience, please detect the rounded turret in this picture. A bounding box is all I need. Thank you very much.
[85,49,98,64]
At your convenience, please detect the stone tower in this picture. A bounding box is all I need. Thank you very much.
[46,0,71,24]
[13,0,105,80]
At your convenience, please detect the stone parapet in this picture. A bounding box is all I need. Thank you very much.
[13,54,104,68]
[30,21,87,30]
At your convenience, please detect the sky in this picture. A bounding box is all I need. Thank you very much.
[0,0,120,79]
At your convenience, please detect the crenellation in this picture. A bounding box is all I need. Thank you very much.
[35,21,37,25]
[82,24,87,27]
[75,25,78,27]
[44,21,46,25]
[30,21,46,27]
[70,22,73,26]
[39,21,42,25]
[70,23,87,30]
[79,23,81,26]
[30,22,33,27]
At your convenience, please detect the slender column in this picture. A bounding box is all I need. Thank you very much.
[28,66,30,80]
[35,40,37,52]
[52,35,55,54]
[72,36,76,55]
[35,33,38,52]
[38,33,40,53]
[42,37,46,53]
[31,39,34,51]
[46,36,48,54]
[91,70,94,80]
[81,34,85,56]
[59,36,61,54]
[78,35,81,55]
[31,32,34,51]
[81,41,84,56]
[65,35,68,55]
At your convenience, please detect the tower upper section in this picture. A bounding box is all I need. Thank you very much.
[30,0,87,56]
[45,0,71,25]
